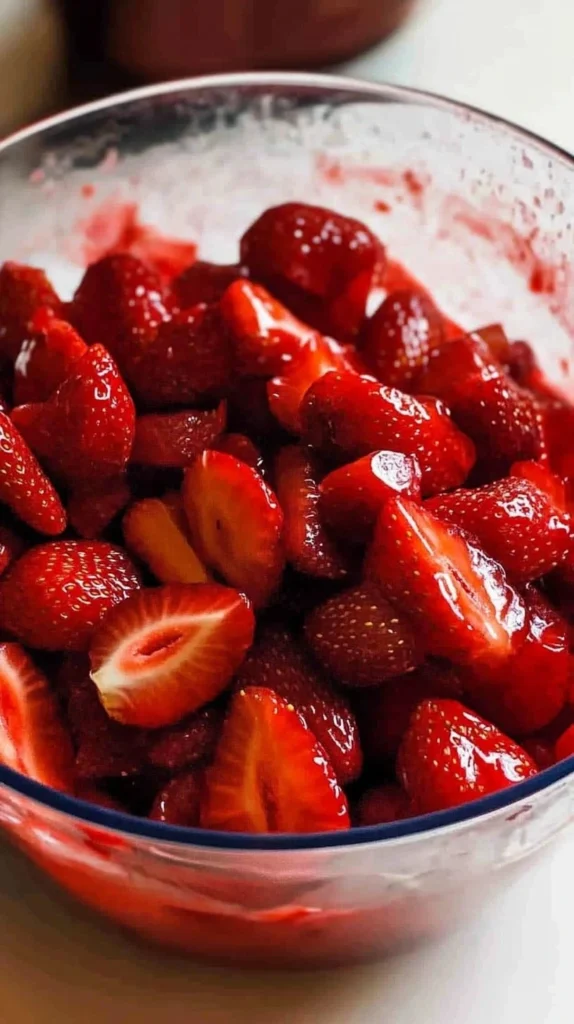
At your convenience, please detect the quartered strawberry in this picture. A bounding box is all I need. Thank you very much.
[0,412,66,535]
[123,496,209,584]
[173,260,248,308]
[14,318,88,405]
[267,334,361,434]
[366,496,526,665]
[426,476,570,583]
[359,289,444,389]
[240,202,385,338]
[0,524,25,577]
[305,581,422,687]
[67,477,131,539]
[183,450,284,607]
[220,279,314,376]
[0,262,61,360]
[319,450,422,544]
[234,623,362,784]
[211,432,263,473]
[0,540,140,651]
[300,372,475,495]
[511,459,566,511]
[147,705,222,772]
[128,304,233,409]
[131,403,226,467]
[0,643,74,790]
[355,785,412,826]
[90,583,254,728]
[150,769,204,825]
[397,698,537,813]
[274,445,351,580]
[201,687,350,833]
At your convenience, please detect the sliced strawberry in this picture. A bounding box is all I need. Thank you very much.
[147,705,222,772]
[0,262,61,360]
[426,476,570,583]
[67,476,131,539]
[173,260,248,308]
[201,687,350,833]
[234,623,362,784]
[300,372,475,495]
[89,583,255,728]
[0,411,66,535]
[274,445,351,580]
[267,334,362,434]
[220,279,314,376]
[366,496,526,665]
[128,305,233,409]
[0,540,140,651]
[359,289,444,388]
[397,698,537,813]
[0,524,25,577]
[319,450,422,544]
[131,404,226,468]
[211,432,263,472]
[0,643,74,790]
[355,785,412,826]
[183,450,284,607]
[511,459,566,511]
[14,318,88,405]
[150,769,204,825]
[123,496,209,584]
[305,581,422,687]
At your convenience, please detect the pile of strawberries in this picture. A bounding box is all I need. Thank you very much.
[0,200,573,834]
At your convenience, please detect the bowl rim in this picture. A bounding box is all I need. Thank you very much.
[1,69,574,852]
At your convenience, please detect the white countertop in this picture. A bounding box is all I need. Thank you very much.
[2,0,574,1019]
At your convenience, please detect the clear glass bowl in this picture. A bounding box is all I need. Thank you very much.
[1,72,574,969]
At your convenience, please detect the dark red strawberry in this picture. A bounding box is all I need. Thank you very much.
[123,495,209,584]
[359,289,444,388]
[267,334,362,434]
[67,477,131,539]
[0,524,25,577]
[150,770,204,825]
[220,279,314,376]
[14,318,88,405]
[131,404,226,467]
[355,785,412,826]
[0,412,66,535]
[173,261,248,308]
[228,376,281,441]
[147,705,222,772]
[234,623,362,784]
[0,262,61,360]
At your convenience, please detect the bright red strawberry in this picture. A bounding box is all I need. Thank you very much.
[150,769,204,825]
[173,260,248,308]
[220,279,315,376]
[267,334,362,434]
[212,432,263,472]
[274,445,351,579]
[14,318,87,405]
[426,477,570,583]
[300,372,475,495]
[0,643,74,790]
[128,305,233,409]
[147,705,222,772]
[359,289,444,388]
[234,623,362,784]
[67,476,131,539]
[0,524,25,577]
[555,724,574,762]
[397,698,537,813]
[355,784,412,826]
[0,262,61,360]
[240,202,385,338]
[511,459,566,511]
[305,582,422,687]
[90,583,255,728]
[0,541,140,650]
[123,496,209,584]
[131,404,226,467]
[201,687,350,833]
[0,411,66,535]
[183,450,284,607]
[366,496,526,665]
[319,450,422,544]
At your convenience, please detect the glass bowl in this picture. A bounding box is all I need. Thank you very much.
[1,72,574,970]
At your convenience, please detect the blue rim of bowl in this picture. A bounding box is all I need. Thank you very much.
[1,70,574,852]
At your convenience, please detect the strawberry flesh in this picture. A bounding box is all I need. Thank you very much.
[221,279,315,377]
[123,496,209,584]
[267,334,362,434]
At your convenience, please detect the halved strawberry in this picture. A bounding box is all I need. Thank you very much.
[220,279,314,376]
[14,318,88,405]
[355,785,412,826]
[426,476,570,582]
[234,623,362,784]
[0,643,74,790]
[300,372,475,495]
[211,432,263,472]
[123,496,209,584]
[201,687,350,833]
[397,698,537,813]
[183,450,284,607]
[274,445,351,579]
[150,769,204,825]
[0,412,66,535]
[267,334,362,434]
[366,496,526,665]
[131,404,226,468]
[0,262,61,360]
[319,450,422,544]
[90,583,254,728]
[173,260,248,308]
[305,582,422,687]
[0,540,141,650]
[68,477,131,539]
[359,289,444,389]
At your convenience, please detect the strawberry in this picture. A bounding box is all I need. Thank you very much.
[183,450,284,607]
[201,687,350,833]
[240,202,384,338]
[511,459,566,511]
[0,262,61,360]
[274,445,351,579]
[174,260,248,307]
[0,643,74,790]
[426,476,570,583]
[228,376,280,441]
[147,705,222,772]
[355,785,412,826]
[0,540,140,650]
[366,496,526,665]
[555,724,574,762]
[0,412,66,535]
[267,334,362,434]
[67,477,131,539]
[211,432,263,472]
[319,450,422,544]
[123,496,209,584]
[397,698,538,813]
[0,524,25,577]
[359,289,444,388]
[131,404,226,467]
[14,318,88,405]
[150,769,204,825]
[474,323,511,365]
[128,305,233,409]
[234,623,362,784]
[305,582,422,687]
[300,372,475,495]
[220,279,314,376]
[90,583,254,727]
